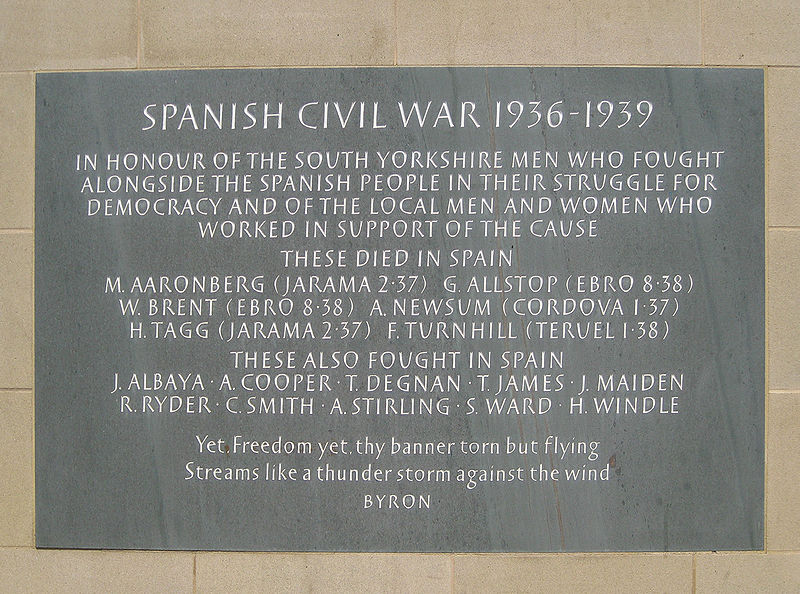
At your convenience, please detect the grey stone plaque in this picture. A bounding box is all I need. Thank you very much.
[35,68,764,552]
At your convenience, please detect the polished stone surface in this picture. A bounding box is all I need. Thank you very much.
[35,68,764,551]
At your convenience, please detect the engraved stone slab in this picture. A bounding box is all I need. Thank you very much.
[35,68,764,551]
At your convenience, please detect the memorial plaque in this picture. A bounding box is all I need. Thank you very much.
[35,68,764,551]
